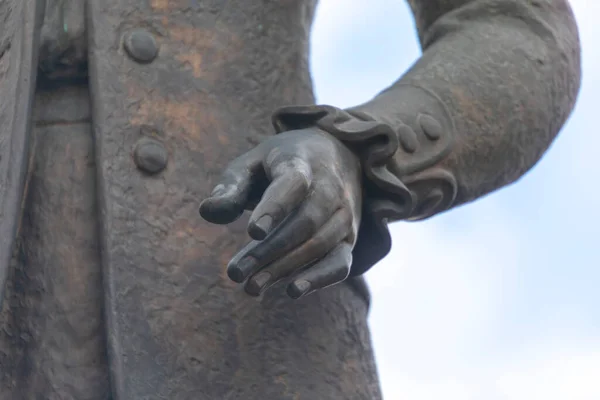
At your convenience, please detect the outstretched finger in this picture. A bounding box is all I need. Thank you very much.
[199,148,261,224]
[244,208,351,296]
[226,240,261,283]
[247,157,312,240]
[287,242,353,299]
[227,195,336,285]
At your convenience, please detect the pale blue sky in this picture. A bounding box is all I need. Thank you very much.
[310,1,600,398]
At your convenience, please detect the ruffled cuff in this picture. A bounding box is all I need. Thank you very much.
[272,85,457,276]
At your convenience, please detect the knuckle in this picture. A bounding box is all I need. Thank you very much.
[255,193,285,218]
[302,200,324,223]
[322,186,341,205]
[289,169,312,193]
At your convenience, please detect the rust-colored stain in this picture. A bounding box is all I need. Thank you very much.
[275,376,301,400]
[450,85,489,127]
[217,243,238,283]
[217,132,230,145]
[176,52,204,78]
[126,82,222,154]
[169,26,215,48]
[150,0,183,11]
[168,25,242,67]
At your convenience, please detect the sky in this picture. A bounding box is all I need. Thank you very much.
[310,1,600,399]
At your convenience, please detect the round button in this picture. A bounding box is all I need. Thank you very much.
[418,114,443,141]
[133,138,168,174]
[124,29,159,64]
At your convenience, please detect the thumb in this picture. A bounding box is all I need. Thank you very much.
[200,148,261,224]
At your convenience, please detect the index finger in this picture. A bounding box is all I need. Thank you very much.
[200,147,261,224]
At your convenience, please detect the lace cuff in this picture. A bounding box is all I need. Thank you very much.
[272,85,458,275]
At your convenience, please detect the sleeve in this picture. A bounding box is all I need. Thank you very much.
[272,0,581,275]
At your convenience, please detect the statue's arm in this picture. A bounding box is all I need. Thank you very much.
[201,0,581,298]
[273,0,581,274]
[355,0,581,209]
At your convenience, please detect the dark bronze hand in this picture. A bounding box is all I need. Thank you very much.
[200,128,362,299]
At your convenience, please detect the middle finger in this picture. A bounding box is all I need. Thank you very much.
[226,191,337,283]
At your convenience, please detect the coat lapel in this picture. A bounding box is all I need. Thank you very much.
[0,0,44,307]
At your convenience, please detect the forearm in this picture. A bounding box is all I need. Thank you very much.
[348,0,581,218]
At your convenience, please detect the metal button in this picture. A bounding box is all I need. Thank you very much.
[397,124,419,153]
[418,114,443,141]
[124,29,159,64]
[134,138,168,174]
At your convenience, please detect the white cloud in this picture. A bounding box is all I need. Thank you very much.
[494,346,600,400]
[311,1,600,399]
[376,345,600,400]
[311,0,418,107]
[366,201,527,392]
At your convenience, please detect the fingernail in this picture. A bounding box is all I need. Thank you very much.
[246,271,272,296]
[211,184,227,197]
[248,215,273,240]
[227,256,256,283]
[288,280,311,299]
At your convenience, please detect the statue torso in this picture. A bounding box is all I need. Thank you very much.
[0,1,380,399]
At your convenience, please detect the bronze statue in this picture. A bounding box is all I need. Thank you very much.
[0,0,580,399]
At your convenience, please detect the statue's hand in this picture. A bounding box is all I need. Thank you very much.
[200,128,362,299]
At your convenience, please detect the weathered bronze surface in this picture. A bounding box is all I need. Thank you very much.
[0,0,581,399]
[1,84,111,399]
[0,0,44,308]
